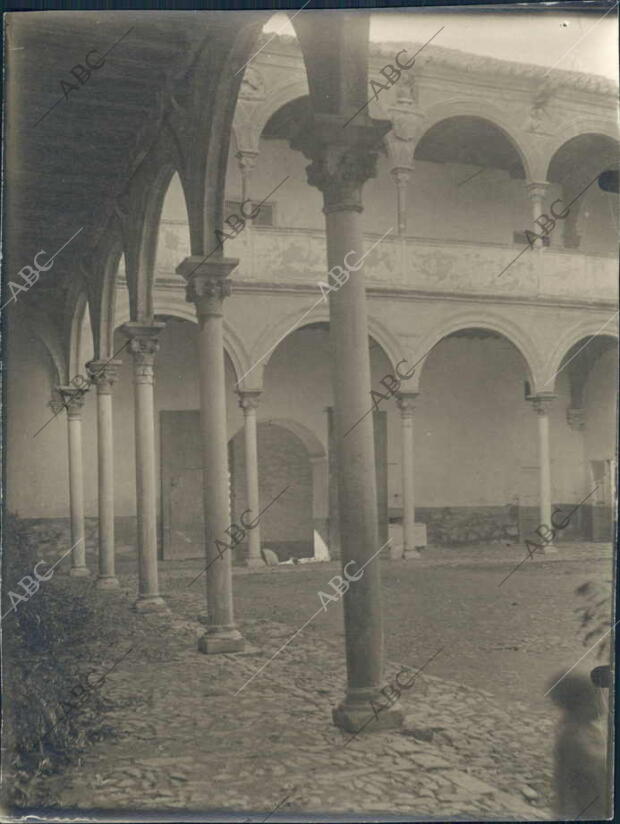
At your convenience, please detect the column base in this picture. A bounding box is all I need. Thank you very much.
[95,575,120,590]
[403,548,421,560]
[332,687,404,734]
[70,566,91,578]
[197,626,245,654]
[244,557,265,568]
[133,595,169,613]
[541,544,558,554]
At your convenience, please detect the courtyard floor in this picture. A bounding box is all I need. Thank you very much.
[9,541,613,820]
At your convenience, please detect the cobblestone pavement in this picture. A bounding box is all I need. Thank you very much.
[33,594,553,819]
[20,541,613,820]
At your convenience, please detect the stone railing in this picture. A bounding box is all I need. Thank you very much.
[155,222,618,303]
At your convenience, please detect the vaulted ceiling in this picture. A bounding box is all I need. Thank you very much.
[4,11,258,322]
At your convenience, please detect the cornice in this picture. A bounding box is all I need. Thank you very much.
[256,33,618,99]
[150,275,616,313]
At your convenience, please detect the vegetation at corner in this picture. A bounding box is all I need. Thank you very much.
[1,516,121,808]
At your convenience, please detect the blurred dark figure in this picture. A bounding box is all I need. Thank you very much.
[548,671,610,819]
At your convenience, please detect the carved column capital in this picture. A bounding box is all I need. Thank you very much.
[528,394,556,416]
[236,149,259,175]
[237,390,261,413]
[121,322,165,385]
[526,180,550,203]
[56,386,86,419]
[176,257,237,317]
[86,360,122,395]
[391,166,413,188]
[396,392,419,419]
[291,115,390,213]
[567,407,586,431]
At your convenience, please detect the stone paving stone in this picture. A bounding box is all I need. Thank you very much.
[23,582,557,820]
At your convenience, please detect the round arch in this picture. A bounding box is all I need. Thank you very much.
[413,100,532,179]
[248,301,406,389]
[544,314,619,392]
[411,311,541,393]
[544,123,620,181]
[114,300,252,387]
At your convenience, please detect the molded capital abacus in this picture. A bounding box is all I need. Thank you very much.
[86,360,122,395]
[291,114,391,213]
[528,394,556,416]
[176,256,237,316]
[121,322,165,385]
[56,386,86,419]
[526,180,550,203]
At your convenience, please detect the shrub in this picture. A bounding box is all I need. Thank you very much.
[2,516,114,807]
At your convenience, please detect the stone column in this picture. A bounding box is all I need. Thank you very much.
[85,361,122,589]
[526,181,550,248]
[121,323,168,611]
[57,387,89,577]
[292,117,402,732]
[176,258,245,653]
[237,390,262,567]
[391,167,412,237]
[397,392,420,560]
[310,455,329,556]
[530,394,557,553]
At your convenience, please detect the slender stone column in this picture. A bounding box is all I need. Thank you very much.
[397,393,420,560]
[530,394,557,553]
[237,390,263,567]
[176,258,245,653]
[526,181,550,248]
[391,167,412,237]
[85,361,122,589]
[120,323,168,611]
[292,116,402,732]
[57,387,89,577]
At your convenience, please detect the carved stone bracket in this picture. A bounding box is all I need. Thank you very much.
[86,360,122,395]
[121,322,166,385]
[291,115,391,213]
[56,386,87,418]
